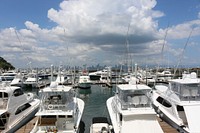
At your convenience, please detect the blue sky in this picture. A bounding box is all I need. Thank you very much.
[0,0,200,68]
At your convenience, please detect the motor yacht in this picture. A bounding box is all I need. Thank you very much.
[78,75,92,89]
[152,72,200,133]
[0,83,40,133]
[30,82,85,133]
[106,82,163,133]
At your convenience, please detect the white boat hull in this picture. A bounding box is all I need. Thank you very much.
[107,97,163,133]
[2,100,39,133]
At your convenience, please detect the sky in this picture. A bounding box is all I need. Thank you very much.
[0,0,200,68]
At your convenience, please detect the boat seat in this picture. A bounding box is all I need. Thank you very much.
[132,96,140,107]
[140,95,148,106]
[182,88,191,98]
[191,89,199,98]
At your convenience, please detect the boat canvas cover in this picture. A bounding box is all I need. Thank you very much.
[121,119,163,133]
[184,105,200,132]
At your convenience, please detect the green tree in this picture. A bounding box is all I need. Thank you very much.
[0,57,15,70]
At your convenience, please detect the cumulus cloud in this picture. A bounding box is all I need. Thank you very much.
[2,0,200,67]
[46,0,165,58]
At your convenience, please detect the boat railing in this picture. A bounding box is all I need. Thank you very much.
[42,103,73,111]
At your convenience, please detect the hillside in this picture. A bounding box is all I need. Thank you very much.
[0,57,15,70]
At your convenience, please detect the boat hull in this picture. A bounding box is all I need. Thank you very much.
[3,105,39,133]
[78,83,91,89]
[152,104,187,133]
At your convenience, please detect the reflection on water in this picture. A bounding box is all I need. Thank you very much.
[78,85,115,133]
[78,88,92,99]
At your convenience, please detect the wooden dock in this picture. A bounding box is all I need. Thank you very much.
[16,117,37,133]
[157,117,179,133]
[16,117,178,133]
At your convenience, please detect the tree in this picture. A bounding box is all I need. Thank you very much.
[0,57,15,70]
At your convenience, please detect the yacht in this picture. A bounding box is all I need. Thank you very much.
[89,67,113,81]
[156,70,173,82]
[90,117,113,133]
[10,72,25,87]
[106,82,163,133]
[30,82,85,133]
[24,72,41,88]
[78,75,92,89]
[0,70,17,84]
[152,72,200,133]
[0,83,40,133]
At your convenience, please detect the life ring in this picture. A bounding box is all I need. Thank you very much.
[48,104,54,110]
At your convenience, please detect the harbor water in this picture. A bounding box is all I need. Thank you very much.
[78,84,115,133]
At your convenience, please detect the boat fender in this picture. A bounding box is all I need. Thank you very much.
[48,104,53,110]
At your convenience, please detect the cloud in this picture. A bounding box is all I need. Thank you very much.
[159,20,200,40]
[6,0,200,67]
[47,0,164,55]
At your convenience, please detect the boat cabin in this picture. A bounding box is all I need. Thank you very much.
[116,84,151,110]
[169,72,200,101]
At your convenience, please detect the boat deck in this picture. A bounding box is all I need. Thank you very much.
[16,117,178,133]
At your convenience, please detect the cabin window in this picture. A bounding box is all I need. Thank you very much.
[156,96,172,108]
[13,89,24,97]
[177,105,184,111]
[120,114,122,121]
[67,115,73,118]
[15,103,31,115]
[42,115,56,118]
[58,115,66,118]
[0,92,8,98]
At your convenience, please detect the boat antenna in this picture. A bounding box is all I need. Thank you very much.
[173,29,193,78]
[14,29,33,71]
[155,23,169,81]
[125,22,131,73]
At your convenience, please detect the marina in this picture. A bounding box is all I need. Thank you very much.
[1,65,200,133]
[1,0,200,132]
[14,84,179,133]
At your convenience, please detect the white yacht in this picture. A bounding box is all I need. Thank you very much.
[24,73,41,88]
[152,72,200,133]
[0,83,40,133]
[90,117,113,133]
[10,72,25,87]
[0,70,17,84]
[78,75,92,89]
[106,83,163,133]
[156,70,173,82]
[31,82,85,133]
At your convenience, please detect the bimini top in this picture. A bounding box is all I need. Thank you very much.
[117,84,152,91]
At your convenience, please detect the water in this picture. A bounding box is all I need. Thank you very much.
[77,84,115,133]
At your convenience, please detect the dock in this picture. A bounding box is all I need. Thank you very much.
[157,117,179,133]
[16,117,37,133]
[16,117,178,133]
